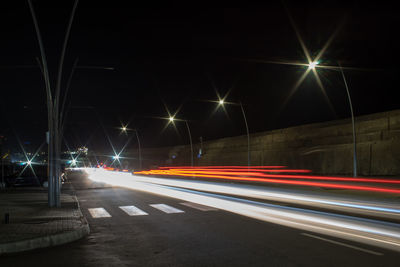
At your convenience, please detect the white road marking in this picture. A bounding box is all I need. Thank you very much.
[180,202,218,211]
[150,204,185,214]
[119,205,148,216]
[88,208,112,218]
[301,233,383,256]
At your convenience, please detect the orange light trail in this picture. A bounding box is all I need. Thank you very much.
[135,168,400,184]
[167,168,312,173]
[158,165,287,169]
[134,166,400,194]
[82,168,400,252]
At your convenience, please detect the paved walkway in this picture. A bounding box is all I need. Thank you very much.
[0,187,89,255]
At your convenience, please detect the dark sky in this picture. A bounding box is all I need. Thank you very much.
[1,2,400,154]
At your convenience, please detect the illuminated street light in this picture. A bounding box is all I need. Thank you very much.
[27,160,32,166]
[133,129,142,170]
[119,124,142,170]
[240,11,357,176]
[165,114,193,167]
[113,155,120,160]
[308,61,319,70]
[216,99,251,167]
[72,159,76,165]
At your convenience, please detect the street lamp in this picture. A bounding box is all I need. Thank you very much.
[242,11,357,176]
[308,61,319,70]
[119,124,142,170]
[133,129,142,170]
[167,116,194,167]
[338,63,357,177]
[217,99,251,167]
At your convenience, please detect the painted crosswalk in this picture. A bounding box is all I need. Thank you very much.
[150,204,185,214]
[119,205,148,216]
[88,202,217,218]
[88,208,112,218]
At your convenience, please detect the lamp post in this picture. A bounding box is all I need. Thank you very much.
[338,64,357,177]
[133,130,142,170]
[306,61,357,176]
[169,116,194,167]
[0,135,4,189]
[29,0,56,207]
[121,126,142,170]
[217,99,251,167]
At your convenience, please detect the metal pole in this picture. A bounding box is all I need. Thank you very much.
[1,137,4,189]
[184,120,194,167]
[28,0,55,207]
[1,153,4,190]
[53,0,79,208]
[240,102,251,167]
[339,64,357,177]
[60,58,79,130]
[134,130,142,170]
[1,158,4,189]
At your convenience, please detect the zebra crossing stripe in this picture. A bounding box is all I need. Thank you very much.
[119,205,148,216]
[150,204,184,214]
[180,202,218,211]
[88,208,111,218]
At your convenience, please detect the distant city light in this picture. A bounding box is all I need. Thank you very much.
[27,160,32,165]
[121,126,127,132]
[72,159,77,165]
[169,116,174,122]
[113,155,120,160]
[308,61,319,70]
[219,99,224,105]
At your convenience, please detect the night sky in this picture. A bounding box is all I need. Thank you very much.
[1,2,400,154]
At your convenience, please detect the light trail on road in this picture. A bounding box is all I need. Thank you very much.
[83,168,400,253]
[134,166,400,194]
[107,173,400,219]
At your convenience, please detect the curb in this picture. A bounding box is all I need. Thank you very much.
[0,196,90,255]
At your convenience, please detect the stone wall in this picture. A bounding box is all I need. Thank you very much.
[136,109,400,176]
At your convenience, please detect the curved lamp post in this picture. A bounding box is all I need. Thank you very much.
[338,64,357,177]
[169,117,194,167]
[217,99,251,167]
[121,126,142,170]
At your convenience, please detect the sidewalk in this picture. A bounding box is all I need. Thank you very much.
[0,187,89,255]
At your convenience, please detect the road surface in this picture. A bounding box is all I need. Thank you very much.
[1,170,399,266]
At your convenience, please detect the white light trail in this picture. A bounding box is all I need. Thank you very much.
[84,168,400,252]
[110,173,400,220]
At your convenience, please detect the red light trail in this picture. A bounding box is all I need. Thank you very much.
[134,166,400,194]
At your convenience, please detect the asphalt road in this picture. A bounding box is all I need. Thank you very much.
[1,172,399,267]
